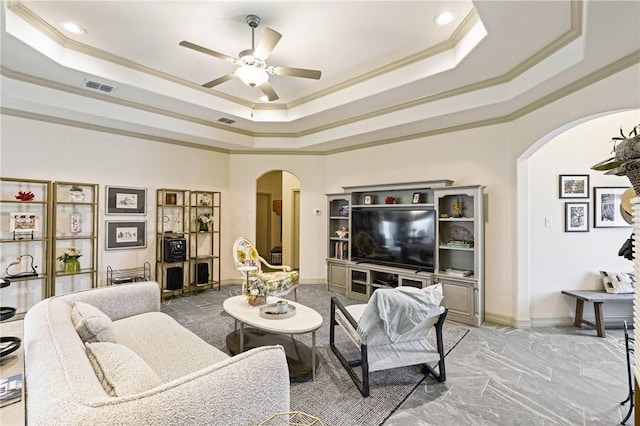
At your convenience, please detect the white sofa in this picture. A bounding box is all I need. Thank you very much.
[23,282,290,425]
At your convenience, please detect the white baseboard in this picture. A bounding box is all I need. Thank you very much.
[483,313,633,329]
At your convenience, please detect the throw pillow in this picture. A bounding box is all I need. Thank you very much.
[85,342,163,397]
[600,271,635,294]
[71,302,116,343]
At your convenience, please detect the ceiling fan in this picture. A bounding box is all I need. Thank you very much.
[179,14,321,101]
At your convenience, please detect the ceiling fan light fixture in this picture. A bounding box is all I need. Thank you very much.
[236,66,269,87]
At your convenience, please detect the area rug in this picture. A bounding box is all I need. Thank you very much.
[172,285,469,426]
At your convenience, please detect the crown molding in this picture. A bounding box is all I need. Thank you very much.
[0,107,232,154]
[3,50,638,156]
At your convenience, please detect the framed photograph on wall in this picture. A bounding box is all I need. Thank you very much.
[106,186,146,215]
[564,202,589,232]
[106,221,147,250]
[559,175,589,198]
[593,186,631,228]
[363,195,373,205]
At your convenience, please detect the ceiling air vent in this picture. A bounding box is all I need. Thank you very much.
[83,79,116,93]
[217,117,236,124]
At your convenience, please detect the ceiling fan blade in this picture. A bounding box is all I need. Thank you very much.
[258,81,279,101]
[202,73,236,88]
[272,66,321,80]
[179,40,236,63]
[253,28,282,60]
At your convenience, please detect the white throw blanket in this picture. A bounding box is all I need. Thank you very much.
[357,284,443,344]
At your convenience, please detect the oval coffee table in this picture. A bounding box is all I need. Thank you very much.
[223,295,323,380]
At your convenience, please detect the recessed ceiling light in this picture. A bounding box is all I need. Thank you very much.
[259,95,269,102]
[434,11,457,25]
[59,21,86,35]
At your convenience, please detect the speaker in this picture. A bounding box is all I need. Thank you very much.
[166,267,183,290]
[196,263,209,284]
[164,236,186,262]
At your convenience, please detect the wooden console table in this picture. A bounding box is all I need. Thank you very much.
[562,290,633,337]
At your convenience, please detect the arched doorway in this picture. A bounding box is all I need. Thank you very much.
[256,171,301,269]
[516,109,639,327]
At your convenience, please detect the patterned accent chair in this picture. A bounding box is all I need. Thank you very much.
[233,237,299,301]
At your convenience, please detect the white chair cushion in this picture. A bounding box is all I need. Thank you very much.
[71,302,116,343]
[85,342,163,397]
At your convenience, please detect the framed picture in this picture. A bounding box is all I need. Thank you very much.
[106,186,146,215]
[564,202,589,232]
[363,195,372,205]
[106,221,147,250]
[559,175,589,198]
[412,192,421,204]
[165,192,177,205]
[9,212,40,239]
[593,186,632,228]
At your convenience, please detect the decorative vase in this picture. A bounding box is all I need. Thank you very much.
[247,295,267,306]
[199,194,212,206]
[69,186,85,202]
[64,258,81,273]
[199,222,209,232]
[70,207,82,234]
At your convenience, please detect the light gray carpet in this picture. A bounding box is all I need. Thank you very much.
[163,284,469,426]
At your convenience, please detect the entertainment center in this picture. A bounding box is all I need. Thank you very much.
[326,180,485,326]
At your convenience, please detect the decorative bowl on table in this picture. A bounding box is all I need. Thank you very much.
[259,303,297,319]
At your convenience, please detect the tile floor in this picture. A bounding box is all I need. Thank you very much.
[386,324,633,426]
[163,286,634,426]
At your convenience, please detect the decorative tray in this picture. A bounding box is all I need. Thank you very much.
[259,303,296,320]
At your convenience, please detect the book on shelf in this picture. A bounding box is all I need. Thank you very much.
[445,268,473,277]
[0,373,23,408]
[445,240,473,248]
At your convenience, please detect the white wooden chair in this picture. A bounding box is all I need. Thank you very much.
[232,237,299,301]
[330,284,447,396]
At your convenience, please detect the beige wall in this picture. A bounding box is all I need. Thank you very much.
[0,116,230,310]
[1,62,639,325]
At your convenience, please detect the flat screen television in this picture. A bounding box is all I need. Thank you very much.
[350,207,436,271]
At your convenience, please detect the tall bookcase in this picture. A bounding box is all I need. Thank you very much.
[434,185,484,326]
[156,188,222,299]
[0,177,51,316]
[51,181,99,296]
[189,190,221,292]
[325,180,485,326]
[326,193,351,294]
[156,188,190,299]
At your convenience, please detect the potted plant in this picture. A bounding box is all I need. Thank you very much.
[592,124,640,191]
[57,247,82,273]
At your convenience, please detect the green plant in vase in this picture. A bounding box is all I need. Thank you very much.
[57,247,82,273]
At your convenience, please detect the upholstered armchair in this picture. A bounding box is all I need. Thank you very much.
[233,237,299,301]
[330,284,447,396]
